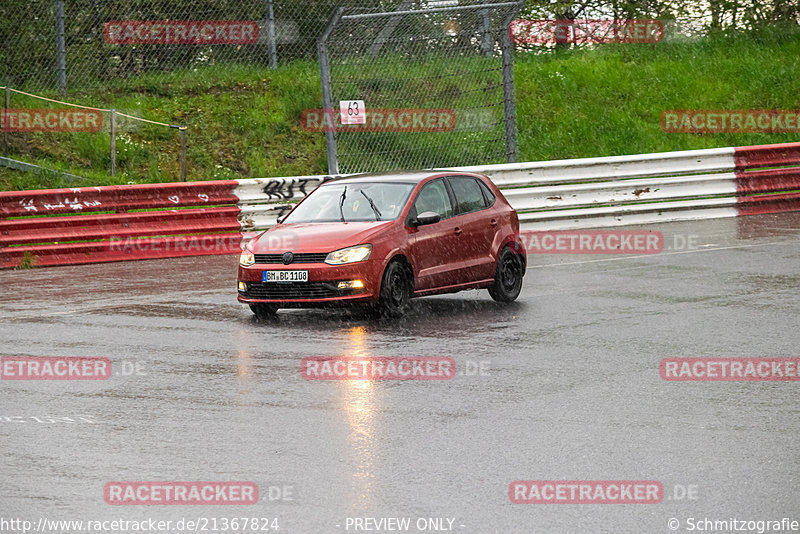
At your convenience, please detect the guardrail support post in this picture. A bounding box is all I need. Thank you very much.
[180,127,187,182]
[110,109,116,177]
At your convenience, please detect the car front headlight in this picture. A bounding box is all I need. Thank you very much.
[325,244,372,265]
[239,250,255,267]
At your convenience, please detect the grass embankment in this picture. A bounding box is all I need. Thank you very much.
[2,31,798,191]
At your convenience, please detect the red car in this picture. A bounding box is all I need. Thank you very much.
[237,171,525,318]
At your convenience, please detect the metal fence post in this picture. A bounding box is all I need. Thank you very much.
[180,127,187,182]
[266,0,278,69]
[55,0,67,96]
[480,0,493,56]
[500,2,524,163]
[318,8,344,176]
[2,85,8,147]
[110,109,116,176]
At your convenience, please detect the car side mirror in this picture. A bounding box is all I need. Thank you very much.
[412,211,441,227]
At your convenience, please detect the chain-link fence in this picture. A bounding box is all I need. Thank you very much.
[1,0,524,177]
[2,1,797,185]
[318,0,523,174]
[0,0,404,94]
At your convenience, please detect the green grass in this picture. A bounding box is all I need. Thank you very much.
[514,30,800,161]
[2,31,799,191]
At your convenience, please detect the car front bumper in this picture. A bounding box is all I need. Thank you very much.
[237,261,382,307]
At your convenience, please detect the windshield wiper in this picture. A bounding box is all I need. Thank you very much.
[339,186,347,222]
[360,190,382,221]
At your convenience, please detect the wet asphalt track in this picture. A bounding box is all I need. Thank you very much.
[1,213,799,533]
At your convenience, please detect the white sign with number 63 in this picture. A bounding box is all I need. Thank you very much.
[340,100,366,125]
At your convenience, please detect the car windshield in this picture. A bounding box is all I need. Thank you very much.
[282,182,415,223]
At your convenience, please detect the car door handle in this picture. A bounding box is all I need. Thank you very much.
[490,218,498,227]
[454,227,463,236]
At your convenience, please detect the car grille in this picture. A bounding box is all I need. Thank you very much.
[241,282,358,300]
[254,252,329,264]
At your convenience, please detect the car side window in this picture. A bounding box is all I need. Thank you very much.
[411,180,453,220]
[449,177,487,215]
[477,179,496,207]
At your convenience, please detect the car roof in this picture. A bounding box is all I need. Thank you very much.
[323,170,482,185]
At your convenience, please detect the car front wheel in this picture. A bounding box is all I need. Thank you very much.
[488,246,524,302]
[377,260,413,317]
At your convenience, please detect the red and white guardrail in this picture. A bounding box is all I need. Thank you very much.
[459,141,800,230]
[0,176,329,267]
[1,141,799,268]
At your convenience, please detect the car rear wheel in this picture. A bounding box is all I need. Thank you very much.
[249,303,278,319]
[488,246,524,303]
[378,260,413,317]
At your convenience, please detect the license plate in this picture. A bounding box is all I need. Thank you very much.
[263,270,309,283]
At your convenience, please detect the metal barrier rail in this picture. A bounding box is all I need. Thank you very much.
[2,141,800,268]
[0,181,244,267]
[457,142,800,230]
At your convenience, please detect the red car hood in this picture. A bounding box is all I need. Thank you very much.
[252,221,395,253]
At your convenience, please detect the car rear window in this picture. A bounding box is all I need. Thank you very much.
[477,179,496,206]
[449,177,487,214]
